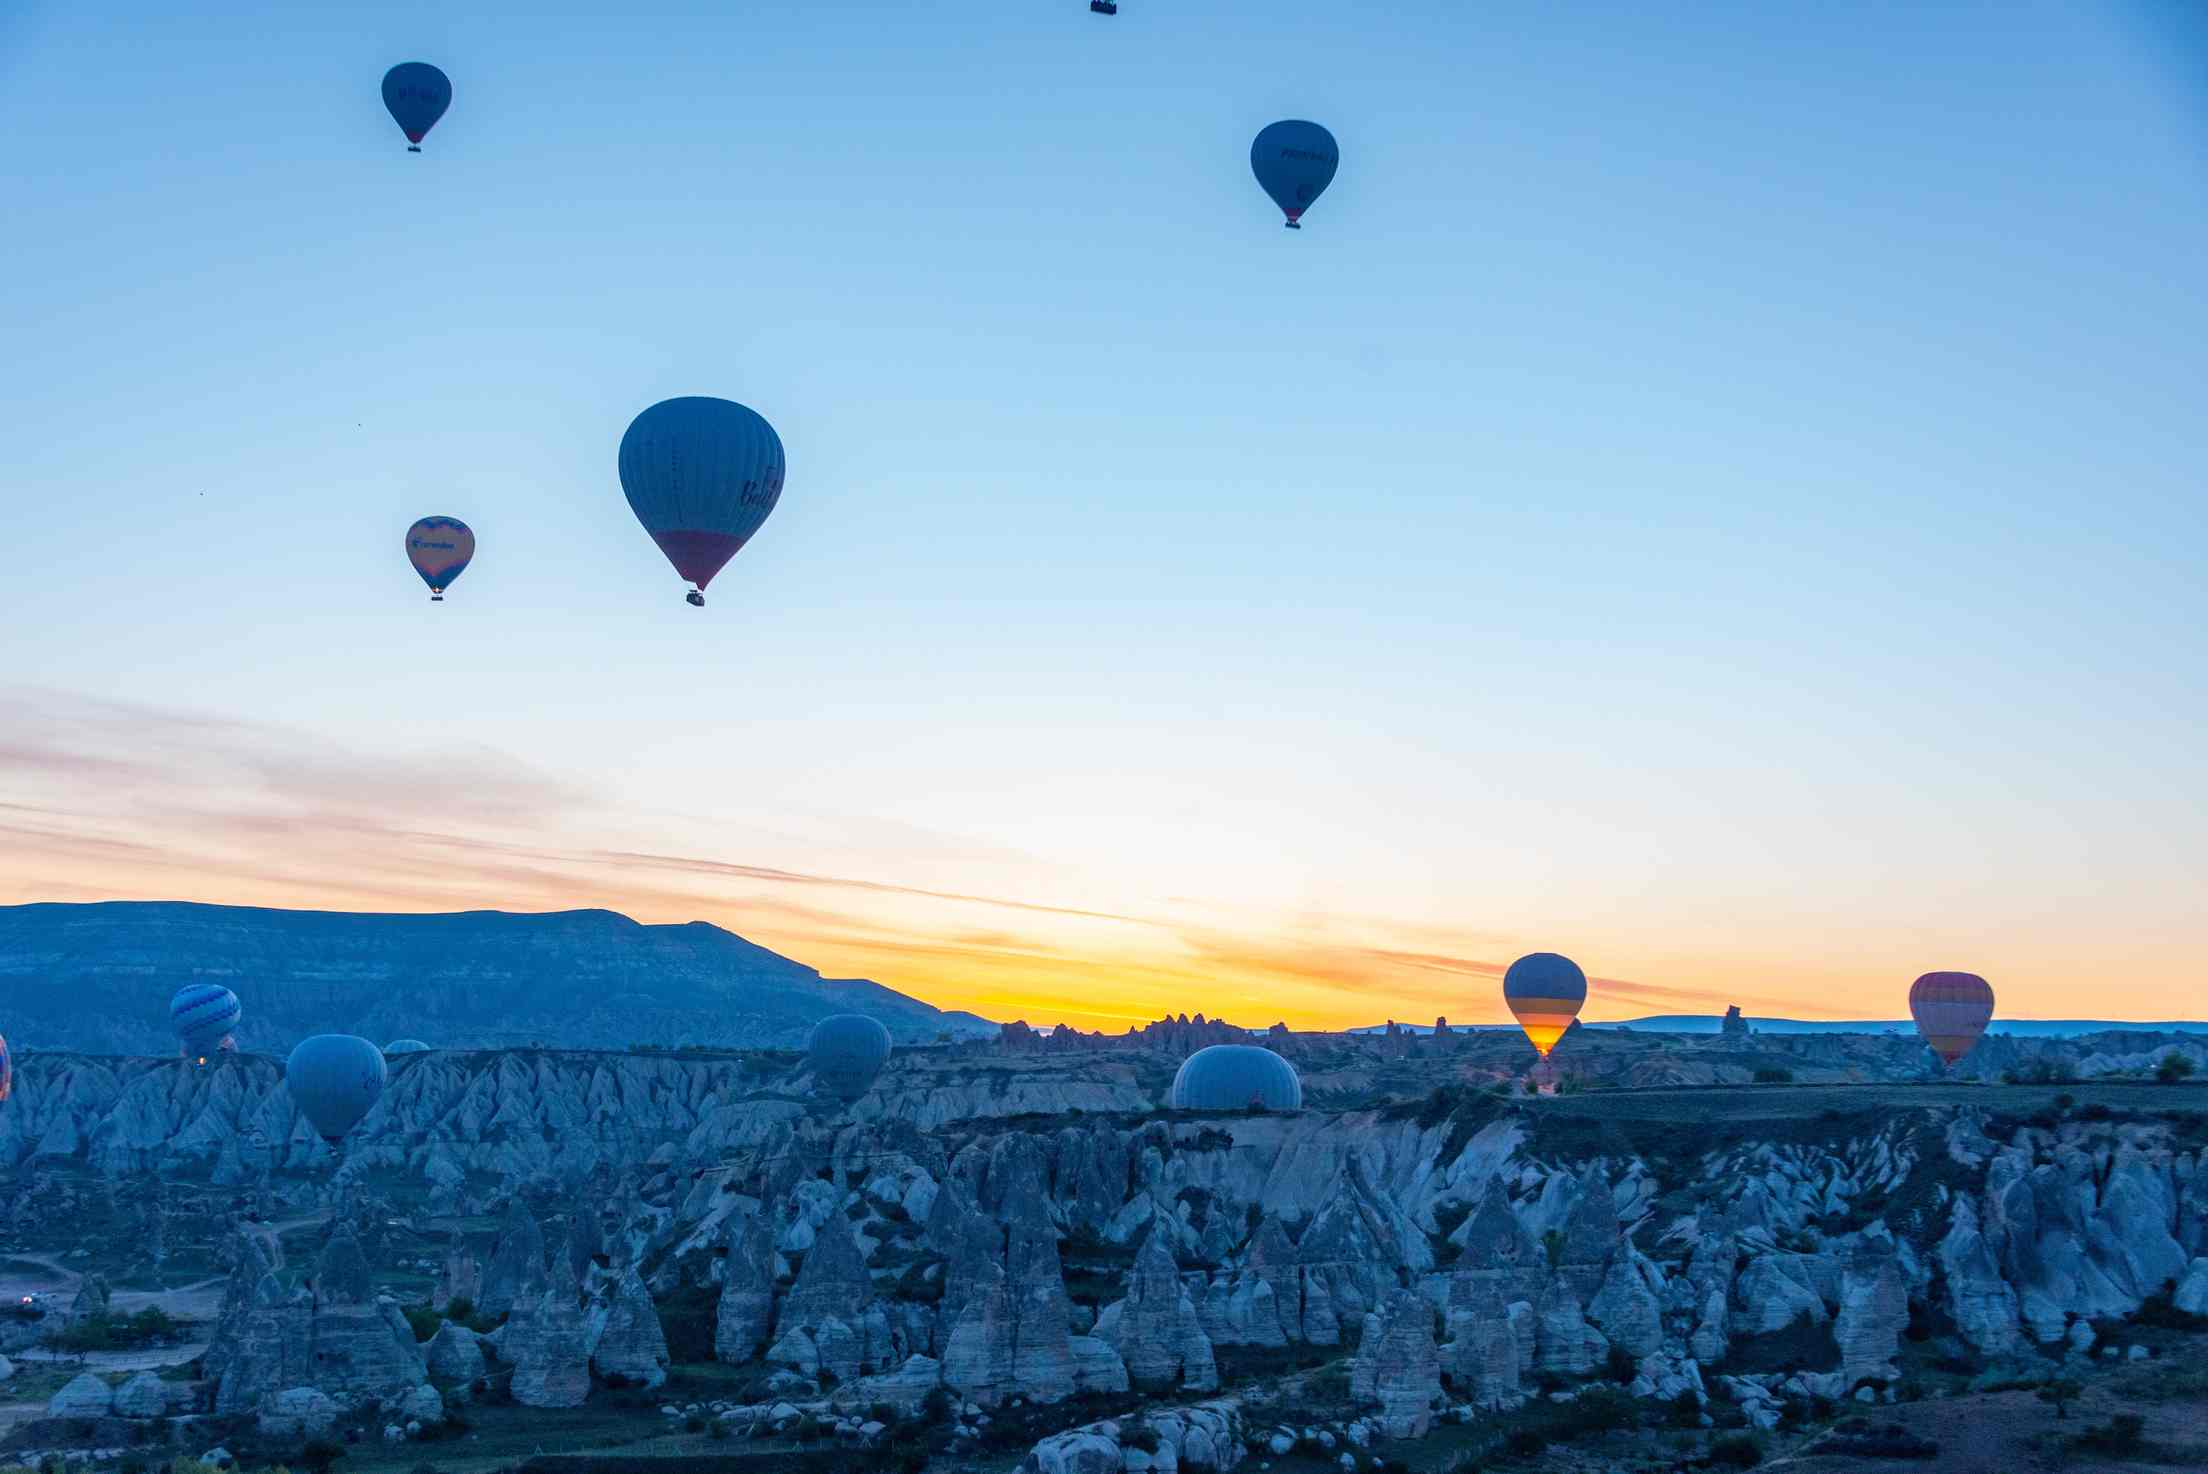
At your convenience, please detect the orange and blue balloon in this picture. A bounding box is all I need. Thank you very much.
[1504,952,1587,1058]
[1909,971,1994,1065]
[405,517,474,601]
[382,63,451,153]
[618,397,785,607]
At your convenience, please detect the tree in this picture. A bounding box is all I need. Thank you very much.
[2155,1054,2196,1084]
[2036,1377,2083,1420]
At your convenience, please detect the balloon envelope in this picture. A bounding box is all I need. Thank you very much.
[384,1039,431,1056]
[0,1034,11,1106]
[1170,1044,1302,1111]
[1504,953,1587,1058]
[405,517,474,595]
[618,397,785,596]
[381,62,451,146]
[1909,971,1994,1065]
[1250,120,1339,226]
[170,984,242,1054]
[285,1034,388,1143]
[807,1014,891,1100]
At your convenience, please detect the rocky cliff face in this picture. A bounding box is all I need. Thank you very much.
[0,900,996,1053]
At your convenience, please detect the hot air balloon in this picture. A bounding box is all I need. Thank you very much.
[807,1014,891,1101]
[1091,1,1119,13]
[381,63,451,153]
[0,1034,12,1106]
[170,984,242,1059]
[404,517,474,601]
[1251,120,1338,229]
[1504,952,1587,1059]
[1909,971,1995,1066]
[1169,1044,1302,1111]
[285,1034,388,1144]
[618,397,785,607]
[384,1039,431,1056]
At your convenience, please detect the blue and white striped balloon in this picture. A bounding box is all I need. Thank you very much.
[170,983,242,1055]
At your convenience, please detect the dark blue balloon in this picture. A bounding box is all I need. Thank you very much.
[1170,1044,1302,1111]
[285,1034,387,1144]
[1250,120,1339,228]
[807,1014,892,1101]
[382,63,452,150]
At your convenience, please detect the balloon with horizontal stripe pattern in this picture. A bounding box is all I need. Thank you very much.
[1504,952,1588,1059]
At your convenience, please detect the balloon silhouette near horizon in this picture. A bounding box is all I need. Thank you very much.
[1170,1043,1302,1111]
[404,517,474,601]
[384,1038,431,1056]
[618,397,786,607]
[1251,120,1339,229]
[807,1014,891,1101]
[1504,952,1588,1059]
[1909,971,1995,1066]
[381,63,451,153]
[285,1034,388,1146]
[170,983,241,1064]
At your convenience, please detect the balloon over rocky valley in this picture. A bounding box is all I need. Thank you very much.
[1169,1043,1302,1111]
[807,1013,891,1100]
[285,1034,388,1144]
[381,62,451,151]
[1251,120,1339,228]
[1504,952,1588,1059]
[618,396,785,607]
[169,983,241,1057]
[1909,971,1996,1065]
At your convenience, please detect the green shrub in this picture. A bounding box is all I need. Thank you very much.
[402,1304,442,1342]
[1604,1344,1639,1384]
[1707,1432,1764,1467]
[47,1307,182,1352]
[1753,1068,1793,1085]
[298,1438,347,1474]
[2073,1412,2146,1455]
[2156,1054,2196,1084]
[1504,1427,1547,1457]
[1123,1425,1161,1454]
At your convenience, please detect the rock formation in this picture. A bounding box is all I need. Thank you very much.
[1102,1225,1217,1393]
[587,1265,670,1390]
[1351,1288,1441,1439]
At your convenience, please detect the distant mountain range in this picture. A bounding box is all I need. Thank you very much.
[1599,1015,2208,1038]
[0,901,998,1055]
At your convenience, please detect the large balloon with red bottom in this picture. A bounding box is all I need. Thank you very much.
[1909,971,1994,1065]
[618,397,785,606]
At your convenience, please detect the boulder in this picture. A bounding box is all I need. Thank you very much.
[2173,1258,2208,1316]
[112,1371,169,1418]
[47,1371,113,1418]
[257,1385,338,1438]
[425,1321,486,1381]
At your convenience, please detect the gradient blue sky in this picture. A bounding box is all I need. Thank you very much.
[5,1,2204,1028]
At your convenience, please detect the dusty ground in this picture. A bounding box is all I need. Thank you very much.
[1771,1360,2208,1474]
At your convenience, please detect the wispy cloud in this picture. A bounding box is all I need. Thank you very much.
[0,686,1885,1030]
